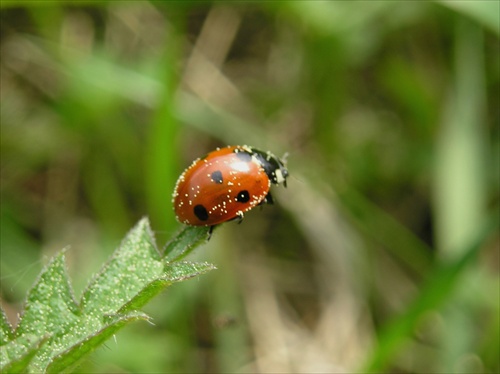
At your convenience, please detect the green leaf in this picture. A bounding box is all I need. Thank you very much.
[1,217,214,372]
[0,308,13,345]
[80,217,163,315]
[0,335,46,373]
[164,225,212,262]
[46,311,149,373]
[119,261,216,314]
[162,261,217,282]
[15,249,79,338]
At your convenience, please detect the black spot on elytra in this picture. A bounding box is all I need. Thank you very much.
[211,170,223,184]
[234,151,252,162]
[236,190,250,203]
[194,205,209,221]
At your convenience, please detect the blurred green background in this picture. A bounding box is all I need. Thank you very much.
[1,1,498,373]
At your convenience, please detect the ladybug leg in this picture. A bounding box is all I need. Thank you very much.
[207,225,215,240]
[258,192,273,210]
[236,211,244,224]
[263,192,274,205]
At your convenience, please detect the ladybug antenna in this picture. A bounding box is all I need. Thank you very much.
[281,152,290,164]
[279,152,290,188]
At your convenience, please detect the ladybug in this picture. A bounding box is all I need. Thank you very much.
[172,145,288,228]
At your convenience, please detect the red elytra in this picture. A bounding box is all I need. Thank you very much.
[172,145,288,227]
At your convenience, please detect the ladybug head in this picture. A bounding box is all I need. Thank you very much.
[250,147,289,188]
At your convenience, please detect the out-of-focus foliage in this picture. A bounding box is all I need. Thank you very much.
[1,1,498,373]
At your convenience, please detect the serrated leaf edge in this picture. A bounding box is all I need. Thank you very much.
[80,217,160,305]
[14,247,79,338]
[0,307,14,344]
